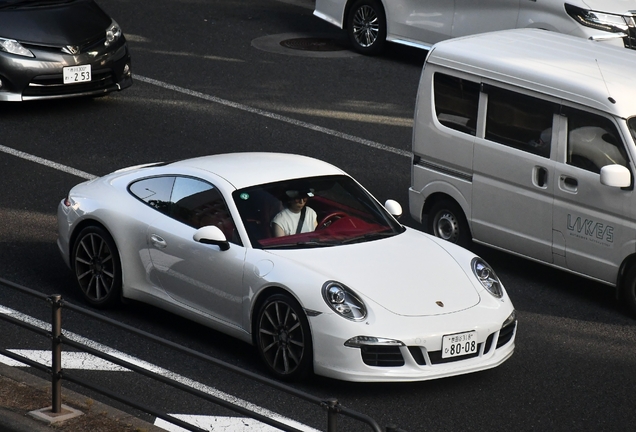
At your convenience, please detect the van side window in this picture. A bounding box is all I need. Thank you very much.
[485,87,554,158]
[565,108,628,174]
[433,73,480,136]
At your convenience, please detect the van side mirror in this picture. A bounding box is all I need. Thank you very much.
[193,225,230,251]
[600,164,631,188]
[384,199,403,218]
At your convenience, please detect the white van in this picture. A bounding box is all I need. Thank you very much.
[409,29,636,315]
[314,0,636,55]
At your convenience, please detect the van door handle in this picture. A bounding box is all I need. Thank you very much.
[533,166,548,188]
[559,175,578,193]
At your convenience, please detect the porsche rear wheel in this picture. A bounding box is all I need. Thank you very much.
[72,226,122,308]
[256,293,312,380]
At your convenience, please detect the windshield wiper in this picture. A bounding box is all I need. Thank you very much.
[264,240,337,249]
[0,0,73,9]
[340,231,396,245]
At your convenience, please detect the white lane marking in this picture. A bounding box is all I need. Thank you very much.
[0,305,319,432]
[0,144,96,180]
[0,350,129,371]
[134,74,412,158]
[156,415,280,431]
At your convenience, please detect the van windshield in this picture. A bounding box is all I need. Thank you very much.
[629,118,636,146]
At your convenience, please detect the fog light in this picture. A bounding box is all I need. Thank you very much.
[344,336,404,348]
[0,78,3,89]
[123,63,130,77]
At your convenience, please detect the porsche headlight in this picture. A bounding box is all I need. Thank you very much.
[565,4,633,34]
[471,258,503,298]
[322,281,367,321]
[0,37,34,57]
[104,20,122,47]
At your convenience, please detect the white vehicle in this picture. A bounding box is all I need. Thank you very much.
[57,152,516,382]
[314,0,636,54]
[409,29,636,316]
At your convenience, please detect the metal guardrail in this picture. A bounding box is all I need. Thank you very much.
[0,277,408,432]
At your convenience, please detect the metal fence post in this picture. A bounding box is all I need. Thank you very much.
[325,398,340,432]
[49,294,63,414]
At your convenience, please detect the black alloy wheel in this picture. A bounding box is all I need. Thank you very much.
[256,293,312,380]
[73,225,122,308]
[347,0,387,55]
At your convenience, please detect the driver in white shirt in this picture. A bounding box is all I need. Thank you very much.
[271,188,318,237]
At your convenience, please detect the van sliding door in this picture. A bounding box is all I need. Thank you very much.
[472,86,556,262]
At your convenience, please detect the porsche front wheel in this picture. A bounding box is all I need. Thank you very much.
[255,293,313,380]
[72,225,122,308]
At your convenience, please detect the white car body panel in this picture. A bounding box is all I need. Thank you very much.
[314,0,634,50]
[58,153,515,382]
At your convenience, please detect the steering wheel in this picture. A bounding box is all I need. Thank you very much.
[317,212,348,229]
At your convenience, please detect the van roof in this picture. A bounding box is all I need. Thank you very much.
[426,29,636,119]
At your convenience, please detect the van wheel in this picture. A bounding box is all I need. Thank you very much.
[347,0,387,55]
[620,266,636,317]
[427,199,471,248]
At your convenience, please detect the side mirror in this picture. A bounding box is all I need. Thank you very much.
[600,164,631,188]
[193,225,230,251]
[384,199,403,218]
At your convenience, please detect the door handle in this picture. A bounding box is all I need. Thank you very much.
[559,175,578,193]
[533,166,548,188]
[150,234,167,249]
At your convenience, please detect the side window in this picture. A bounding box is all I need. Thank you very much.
[433,73,480,136]
[129,176,175,215]
[171,177,240,244]
[565,107,628,174]
[485,87,555,158]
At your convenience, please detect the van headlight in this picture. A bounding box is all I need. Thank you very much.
[565,4,633,33]
[322,281,367,321]
[471,258,503,298]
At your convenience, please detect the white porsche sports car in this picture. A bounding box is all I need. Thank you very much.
[57,153,516,382]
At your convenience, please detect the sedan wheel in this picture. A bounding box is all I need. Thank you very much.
[73,226,122,308]
[256,294,312,380]
[347,0,387,55]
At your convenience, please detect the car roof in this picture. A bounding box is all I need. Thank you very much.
[166,152,346,190]
[425,28,636,118]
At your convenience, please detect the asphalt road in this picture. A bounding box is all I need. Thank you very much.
[1,0,635,431]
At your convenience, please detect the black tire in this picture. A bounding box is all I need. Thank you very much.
[426,199,471,248]
[255,293,313,380]
[72,225,122,308]
[346,0,387,55]
[620,266,636,317]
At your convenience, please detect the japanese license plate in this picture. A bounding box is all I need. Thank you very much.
[442,331,477,359]
[63,65,91,84]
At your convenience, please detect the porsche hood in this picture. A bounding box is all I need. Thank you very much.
[267,229,482,317]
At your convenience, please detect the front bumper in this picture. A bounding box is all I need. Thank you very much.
[310,303,516,382]
[0,37,132,102]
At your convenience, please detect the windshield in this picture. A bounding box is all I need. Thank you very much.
[629,117,636,146]
[233,175,404,249]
